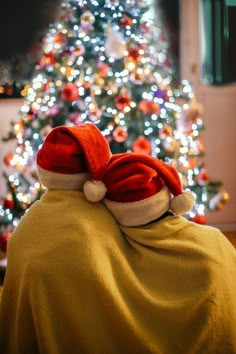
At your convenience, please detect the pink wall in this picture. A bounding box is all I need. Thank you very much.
[181,0,236,228]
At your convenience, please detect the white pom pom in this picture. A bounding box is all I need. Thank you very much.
[83,180,107,202]
[170,191,195,214]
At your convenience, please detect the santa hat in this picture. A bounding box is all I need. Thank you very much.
[37,123,110,191]
[84,153,195,226]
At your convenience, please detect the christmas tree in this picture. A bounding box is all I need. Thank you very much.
[0,0,229,255]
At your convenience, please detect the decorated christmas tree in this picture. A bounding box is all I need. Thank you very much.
[0,0,229,254]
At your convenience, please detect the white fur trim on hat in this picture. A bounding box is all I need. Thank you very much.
[104,186,170,226]
[37,165,91,190]
[83,180,107,202]
[170,191,195,214]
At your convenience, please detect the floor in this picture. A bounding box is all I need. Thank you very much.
[223,231,236,248]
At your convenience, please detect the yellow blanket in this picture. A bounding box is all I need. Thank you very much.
[120,216,236,354]
[0,192,236,354]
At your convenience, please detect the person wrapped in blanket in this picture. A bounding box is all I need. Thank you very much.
[84,152,236,354]
[0,123,127,354]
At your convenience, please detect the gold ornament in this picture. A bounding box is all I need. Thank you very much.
[221,191,230,203]
[81,11,95,25]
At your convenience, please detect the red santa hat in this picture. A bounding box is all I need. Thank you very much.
[84,153,195,226]
[37,123,110,192]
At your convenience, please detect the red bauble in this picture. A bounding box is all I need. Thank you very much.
[0,232,12,253]
[54,32,64,44]
[196,172,210,186]
[139,100,160,115]
[113,127,128,142]
[114,94,131,110]
[190,215,206,225]
[127,48,140,61]
[61,83,79,102]
[120,16,133,28]
[132,136,151,155]
[4,153,14,166]
[97,62,110,77]
[3,197,14,210]
[38,53,56,68]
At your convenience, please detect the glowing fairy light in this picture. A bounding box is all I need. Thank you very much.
[197,204,205,214]
[130,102,136,108]
[8,175,14,183]
[60,67,66,74]
[124,106,131,113]
[7,214,13,221]
[180,146,188,154]
[14,179,20,186]
[32,102,40,111]
[13,219,19,227]
[78,87,85,95]
[33,133,40,140]
[17,139,24,146]
[55,80,62,87]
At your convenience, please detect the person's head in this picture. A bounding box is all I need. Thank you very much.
[84,152,195,226]
[37,123,111,190]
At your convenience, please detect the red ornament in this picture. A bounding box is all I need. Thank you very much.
[82,81,90,89]
[6,87,13,96]
[0,232,12,253]
[132,136,151,155]
[38,53,56,68]
[120,16,133,28]
[61,83,79,102]
[113,127,128,143]
[196,172,210,186]
[190,215,206,225]
[139,101,160,115]
[114,94,131,110]
[163,59,171,70]
[127,48,140,61]
[182,158,198,170]
[3,196,14,210]
[97,62,110,78]
[4,153,14,166]
[54,32,64,44]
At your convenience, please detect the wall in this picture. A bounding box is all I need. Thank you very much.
[180,0,236,229]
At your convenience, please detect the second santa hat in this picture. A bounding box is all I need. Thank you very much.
[84,153,195,226]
